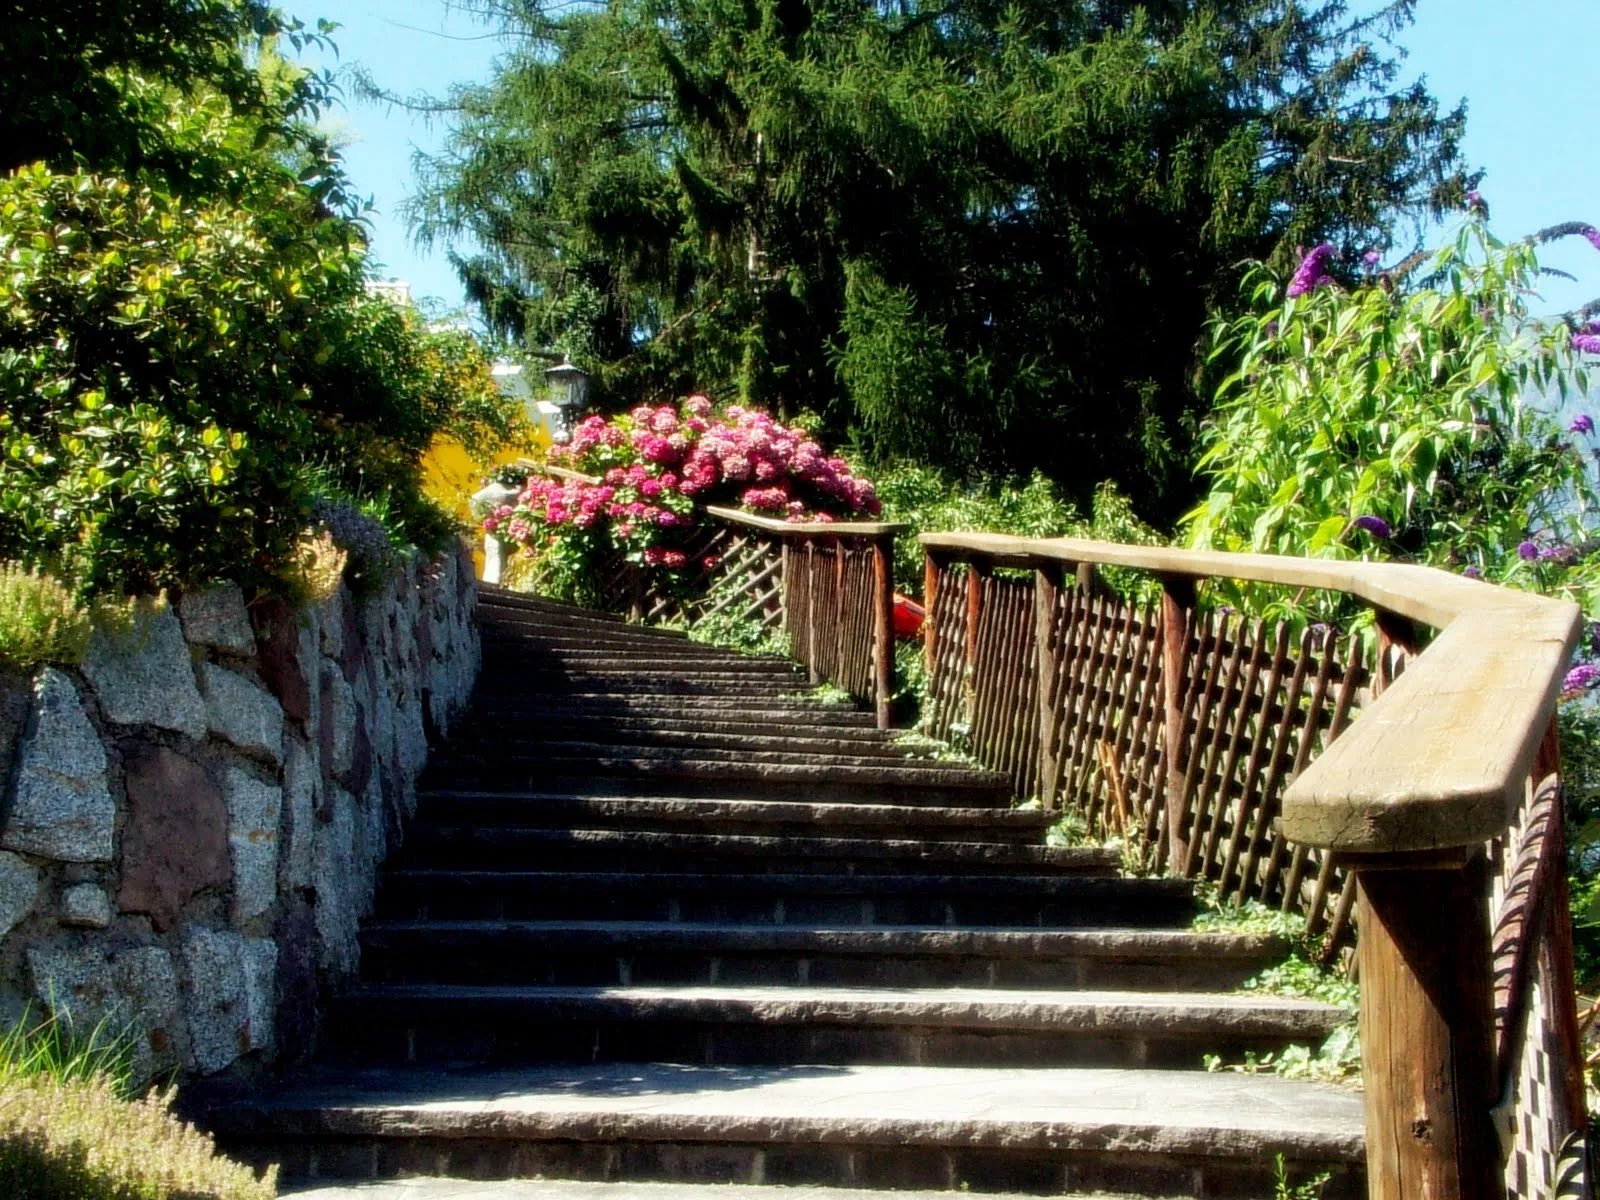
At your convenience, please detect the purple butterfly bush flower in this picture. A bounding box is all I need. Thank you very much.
[1564,663,1600,694]
[1517,540,1541,561]
[1350,514,1390,538]
[1461,564,1482,579]
[1583,226,1600,254]
[1362,250,1381,267]
[1570,414,1596,435]
[1540,544,1580,565]
[1287,244,1337,298]
[1575,323,1600,356]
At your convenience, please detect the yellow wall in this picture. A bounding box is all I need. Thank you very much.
[421,430,547,578]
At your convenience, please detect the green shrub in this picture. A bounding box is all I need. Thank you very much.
[0,163,514,600]
[0,1072,274,1199]
[0,565,92,671]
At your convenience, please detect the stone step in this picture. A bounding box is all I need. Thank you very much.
[439,731,918,764]
[388,825,1106,877]
[322,984,1350,1070]
[472,695,876,727]
[448,721,908,758]
[209,1063,1365,1197]
[479,646,808,676]
[280,1181,1150,1200]
[424,758,1013,808]
[373,871,1197,928]
[356,921,1287,992]
[411,793,1053,843]
[439,740,992,775]
[478,588,632,621]
[474,675,821,700]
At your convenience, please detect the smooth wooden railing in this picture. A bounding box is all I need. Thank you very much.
[920,531,1586,1200]
[491,463,903,727]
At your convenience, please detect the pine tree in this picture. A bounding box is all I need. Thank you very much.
[408,0,1472,522]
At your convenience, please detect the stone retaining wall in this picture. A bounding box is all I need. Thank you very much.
[0,546,479,1081]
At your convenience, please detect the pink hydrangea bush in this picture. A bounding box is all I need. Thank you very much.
[489,396,879,580]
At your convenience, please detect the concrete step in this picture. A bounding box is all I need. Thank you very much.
[424,759,1013,808]
[373,871,1197,928]
[410,793,1053,843]
[322,983,1350,1070]
[210,1063,1363,1197]
[356,921,1287,992]
[388,825,1107,876]
[479,634,796,664]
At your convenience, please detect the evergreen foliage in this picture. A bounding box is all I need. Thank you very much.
[408,0,1473,522]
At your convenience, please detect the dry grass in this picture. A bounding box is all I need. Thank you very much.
[0,1070,275,1199]
[290,528,349,602]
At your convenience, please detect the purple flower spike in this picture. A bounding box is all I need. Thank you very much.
[1584,226,1600,254]
[1571,414,1596,435]
[1564,663,1600,694]
[1350,514,1390,538]
[1362,250,1381,266]
[1540,544,1580,565]
[1287,244,1337,298]
[1518,540,1541,561]
[1575,333,1600,356]
[1467,191,1481,205]
[1462,564,1482,579]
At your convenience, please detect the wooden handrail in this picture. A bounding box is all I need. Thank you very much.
[921,531,1581,854]
[919,529,1586,1198]
[703,505,906,540]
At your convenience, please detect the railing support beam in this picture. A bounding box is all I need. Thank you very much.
[871,535,895,730]
[1159,576,1195,872]
[1355,855,1499,1200]
[1035,564,1063,810]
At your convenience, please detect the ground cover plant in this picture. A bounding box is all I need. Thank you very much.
[0,1007,274,1199]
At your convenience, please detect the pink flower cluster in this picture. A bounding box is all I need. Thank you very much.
[490,393,880,571]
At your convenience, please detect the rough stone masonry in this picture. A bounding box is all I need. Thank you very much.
[0,546,479,1083]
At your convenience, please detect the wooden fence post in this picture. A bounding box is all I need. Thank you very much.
[872,534,895,730]
[1160,576,1195,872]
[805,541,821,685]
[924,552,941,681]
[964,560,989,731]
[1035,564,1063,810]
[1353,851,1499,1199]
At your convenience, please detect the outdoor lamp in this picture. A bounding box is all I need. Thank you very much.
[545,359,590,443]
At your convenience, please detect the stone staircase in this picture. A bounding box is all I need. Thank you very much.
[208,587,1366,1197]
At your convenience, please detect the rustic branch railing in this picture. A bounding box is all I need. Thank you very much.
[920,531,1587,1200]
[498,464,903,727]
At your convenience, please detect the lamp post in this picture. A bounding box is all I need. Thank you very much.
[544,359,590,443]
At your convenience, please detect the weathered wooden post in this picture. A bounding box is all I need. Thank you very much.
[871,532,895,730]
[1159,576,1195,871]
[1351,849,1499,1198]
[923,551,942,681]
[804,541,822,685]
[1034,563,1063,810]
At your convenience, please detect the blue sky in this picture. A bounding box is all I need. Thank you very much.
[301,0,1600,317]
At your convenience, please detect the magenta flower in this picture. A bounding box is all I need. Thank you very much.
[1461,564,1482,579]
[1570,414,1596,435]
[1583,226,1600,254]
[1362,250,1381,267]
[1518,540,1540,561]
[1564,664,1600,694]
[1287,244,1336,298]
[1350,515,1390,538]
[1575,333,1600,356]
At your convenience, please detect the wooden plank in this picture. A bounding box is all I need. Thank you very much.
[872,538,894,729]
[1160,579,1196,871]
[1035,566,1064,810]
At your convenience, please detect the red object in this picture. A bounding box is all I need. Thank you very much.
[892,593,925,639]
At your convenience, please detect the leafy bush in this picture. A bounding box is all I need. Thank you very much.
[870,464,1164,599]
[1187,214,1600,625]
[493,397,878,601]
[0,163,511,598]
[0,566,92,671]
